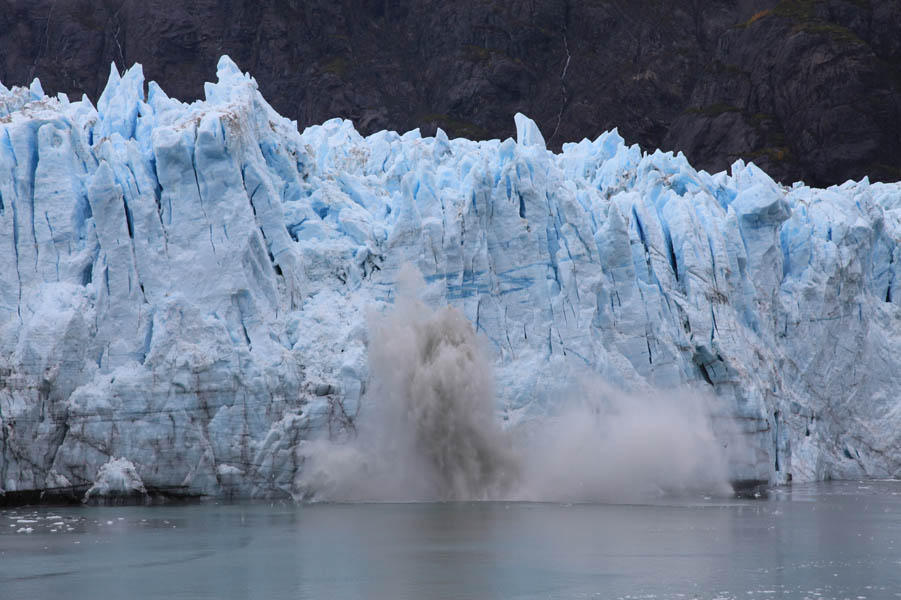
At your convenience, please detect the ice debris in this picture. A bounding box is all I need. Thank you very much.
[82,458,147,504]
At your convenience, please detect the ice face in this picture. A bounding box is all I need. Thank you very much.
[0,56,898,499]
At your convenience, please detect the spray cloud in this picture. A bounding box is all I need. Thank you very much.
[299,266,736,502]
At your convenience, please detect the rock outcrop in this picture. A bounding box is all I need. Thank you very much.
[1,0,898,187]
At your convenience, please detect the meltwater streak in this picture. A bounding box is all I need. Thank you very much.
[300,266,734,502]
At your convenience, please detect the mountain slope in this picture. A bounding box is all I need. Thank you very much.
[1,0,899,187]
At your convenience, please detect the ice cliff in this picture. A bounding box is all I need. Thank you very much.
[1,57,899,500]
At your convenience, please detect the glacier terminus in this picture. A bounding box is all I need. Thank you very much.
[1,56,899,501]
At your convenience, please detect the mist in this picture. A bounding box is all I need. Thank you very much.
[511,380,734,502]
[299,265,736,503]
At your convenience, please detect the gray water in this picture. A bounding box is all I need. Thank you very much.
[1,481,900,600]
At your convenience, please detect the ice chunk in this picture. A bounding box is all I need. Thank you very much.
[83,458,148,504]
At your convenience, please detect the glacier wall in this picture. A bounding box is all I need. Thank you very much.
[1,57,899,499]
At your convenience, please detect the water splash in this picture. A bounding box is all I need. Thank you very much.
[299,265,735,502]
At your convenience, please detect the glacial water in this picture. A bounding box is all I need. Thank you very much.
[1,481,899,600]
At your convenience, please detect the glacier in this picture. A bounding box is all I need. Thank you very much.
[1,56,899,500]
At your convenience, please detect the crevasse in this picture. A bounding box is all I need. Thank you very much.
[0,56,899,499]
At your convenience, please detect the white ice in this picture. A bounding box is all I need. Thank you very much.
[0,56,899,499]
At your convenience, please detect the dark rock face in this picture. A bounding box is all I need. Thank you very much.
[664,1,901,185]
[1,0,898,186]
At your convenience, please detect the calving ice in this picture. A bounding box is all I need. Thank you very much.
[0,56,899,502]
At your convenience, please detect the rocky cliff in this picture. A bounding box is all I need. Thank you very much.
[1,0,899,187]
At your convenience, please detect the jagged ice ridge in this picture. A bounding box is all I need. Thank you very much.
[1,57,899,499]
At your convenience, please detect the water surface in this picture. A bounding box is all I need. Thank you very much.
[2,481,900,600]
